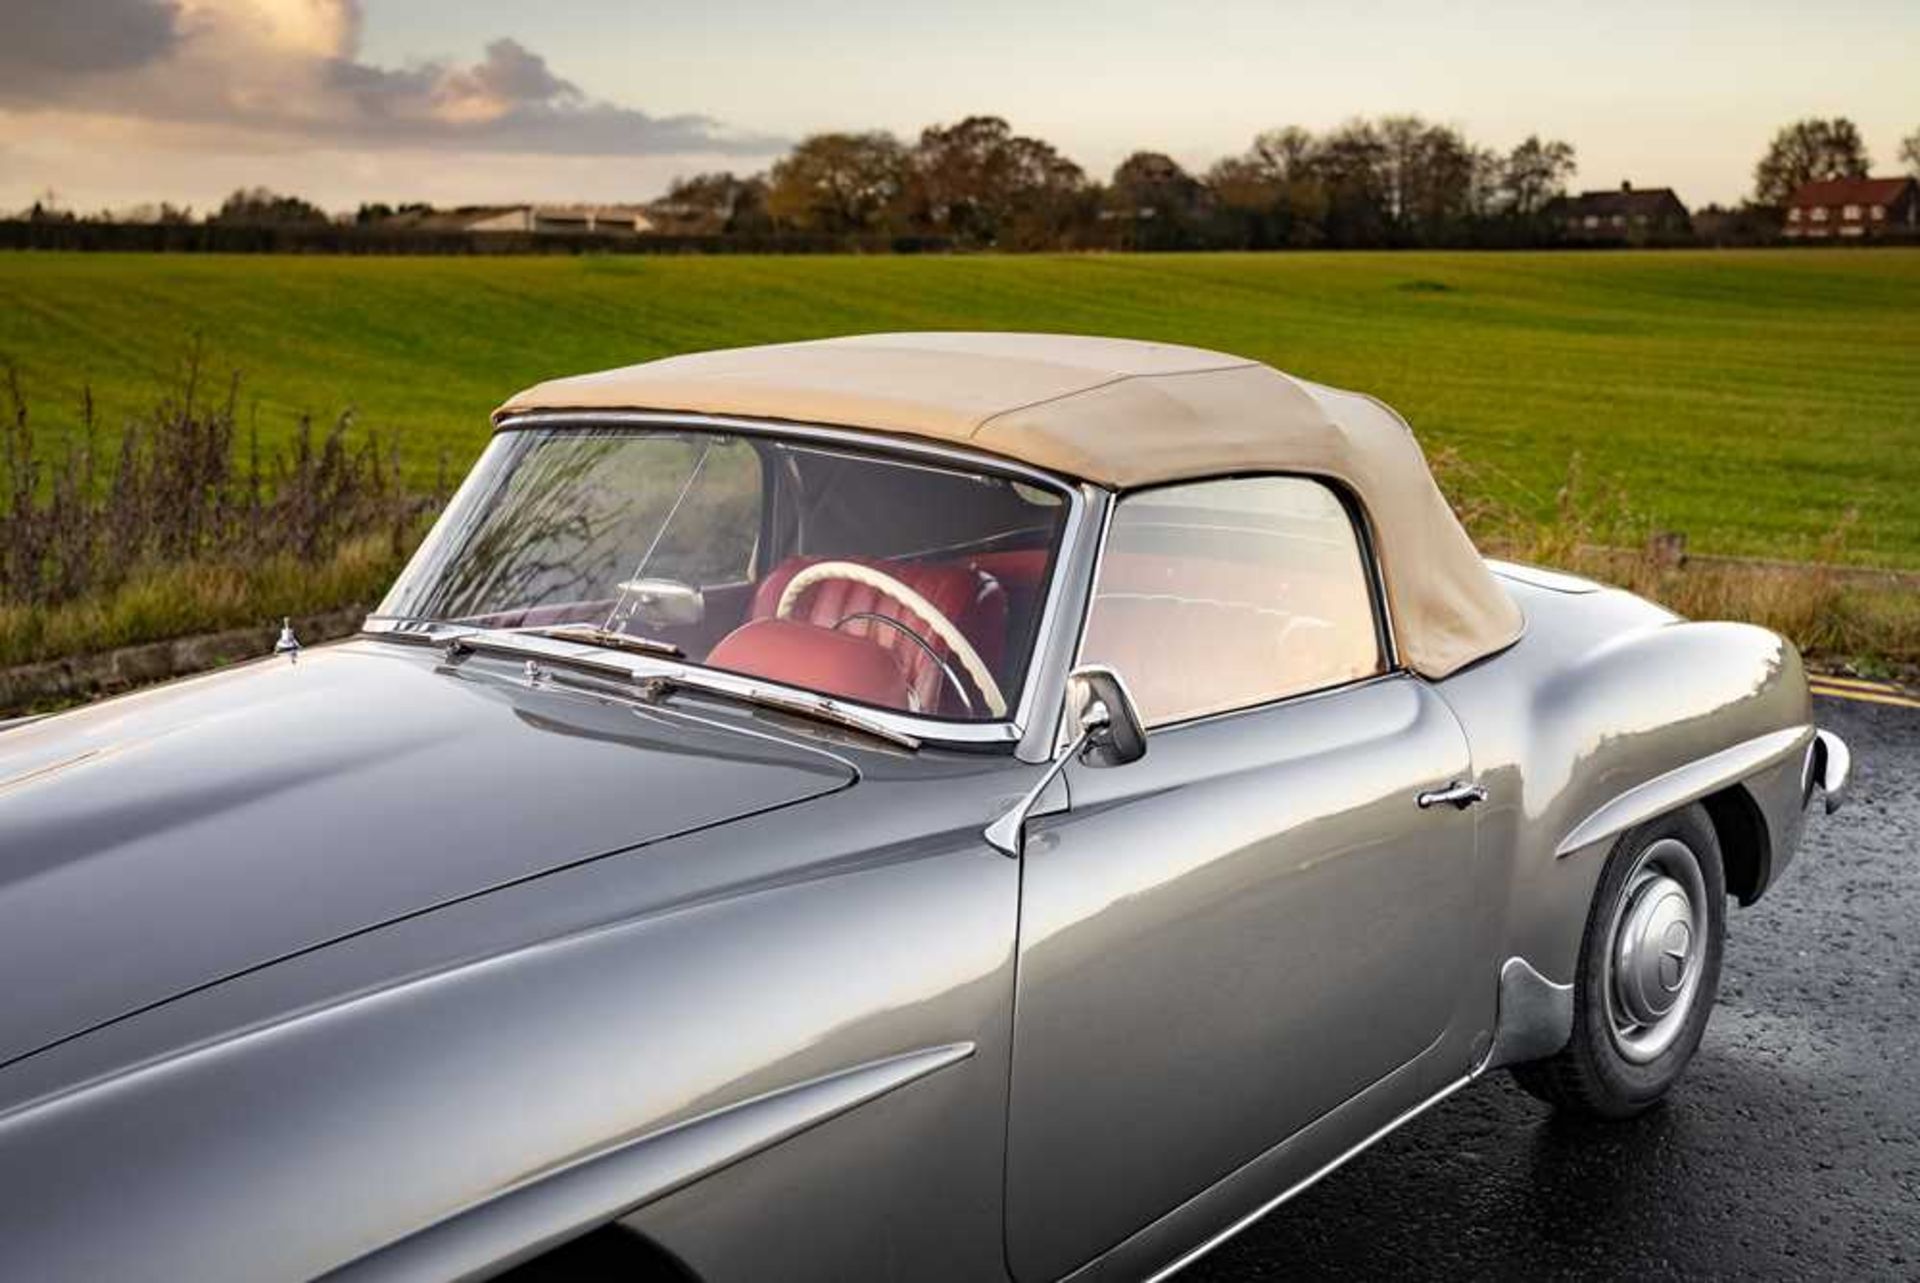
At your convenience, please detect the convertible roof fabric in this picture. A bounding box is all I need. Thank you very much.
[496,332,1522,678]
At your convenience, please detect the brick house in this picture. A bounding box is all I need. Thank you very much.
[1554,182,1692,242]
[1782,177,1920,239]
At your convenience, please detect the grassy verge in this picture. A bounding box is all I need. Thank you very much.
[0,534,410,669]
[1515,544,1919,677]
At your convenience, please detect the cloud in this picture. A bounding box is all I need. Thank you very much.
[0,0,781,157]
[5,0,182,87]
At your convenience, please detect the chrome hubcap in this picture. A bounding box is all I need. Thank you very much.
[1604,838,1708,1063]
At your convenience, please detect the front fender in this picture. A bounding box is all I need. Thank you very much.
[0,789,1020,1283]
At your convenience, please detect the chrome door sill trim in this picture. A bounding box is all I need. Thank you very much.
[1144,1074,1473,1282]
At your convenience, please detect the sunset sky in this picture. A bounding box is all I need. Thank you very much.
[4,0,1915,216]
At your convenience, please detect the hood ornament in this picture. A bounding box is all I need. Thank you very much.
[273,617,302,662]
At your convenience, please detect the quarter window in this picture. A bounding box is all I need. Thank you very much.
[1079,476,1385,727]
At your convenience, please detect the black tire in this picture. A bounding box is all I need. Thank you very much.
[1510,803,1726,1119]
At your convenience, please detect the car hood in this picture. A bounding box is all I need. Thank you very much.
[0,639,855,1068]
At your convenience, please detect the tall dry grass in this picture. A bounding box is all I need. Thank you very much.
[0,358,435,668]
[1434,448,1920,676]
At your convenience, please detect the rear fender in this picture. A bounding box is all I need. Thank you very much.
[1439,598,1814,1011]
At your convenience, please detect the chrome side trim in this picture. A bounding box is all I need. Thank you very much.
[1813,729,1851,814]
[1144,1075,1472,1282]
[470,410,1091,749]
[329,1042,975,1282]
[1476,956,1574,1074]
[1554,724,1813,858]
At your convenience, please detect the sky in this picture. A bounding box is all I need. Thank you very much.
[2,0,1915,216]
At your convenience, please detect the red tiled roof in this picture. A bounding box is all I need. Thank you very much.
[1785,177,1916,207]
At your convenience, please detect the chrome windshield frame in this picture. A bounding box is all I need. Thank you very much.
[364,410,1093,750]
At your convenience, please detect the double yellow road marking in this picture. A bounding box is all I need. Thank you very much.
[1808,674,1920,709]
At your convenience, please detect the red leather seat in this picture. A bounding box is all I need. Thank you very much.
[706,618,917,712]
[741,556,1007,715]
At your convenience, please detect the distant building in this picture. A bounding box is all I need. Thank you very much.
[378,205,655,236]
[1782,177,1920,239]
[1554,182,1692,241]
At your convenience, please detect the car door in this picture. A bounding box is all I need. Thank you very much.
[1004,476,1479,1281]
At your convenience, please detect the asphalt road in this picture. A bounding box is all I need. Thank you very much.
[1191,696,1919,1282]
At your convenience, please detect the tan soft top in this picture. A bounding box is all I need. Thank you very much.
[496,332,1521,678]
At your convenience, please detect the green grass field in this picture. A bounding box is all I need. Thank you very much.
[3,248,1917,566]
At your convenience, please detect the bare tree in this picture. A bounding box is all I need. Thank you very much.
[1752,118,1870,206]
[1902,127,1920,179]
[1250,126,1317,181]
[1500,136,1577,217]
[1376,116,1478,241]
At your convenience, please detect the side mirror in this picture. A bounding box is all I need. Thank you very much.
[615,578,705,629]
[1064,664,1147,768]
[984,663,1146,857]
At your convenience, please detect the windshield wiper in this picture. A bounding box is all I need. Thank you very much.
[513,624,683,659]
[377,619,915,749]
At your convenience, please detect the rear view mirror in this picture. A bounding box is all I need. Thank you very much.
[616,578,705,629]
[1065,665,1147,768]
[984,663,1146,857]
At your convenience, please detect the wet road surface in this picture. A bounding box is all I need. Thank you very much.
[1192,696,1919,1281]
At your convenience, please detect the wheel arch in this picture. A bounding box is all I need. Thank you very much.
[1701,782,1772,907]
[490,1221,702,1282]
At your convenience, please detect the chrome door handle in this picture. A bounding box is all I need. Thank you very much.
[1417,780,1487,810]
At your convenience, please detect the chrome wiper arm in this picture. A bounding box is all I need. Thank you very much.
[514,624,684,659]
[371,618,915,749]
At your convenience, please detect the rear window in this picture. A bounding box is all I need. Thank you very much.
[1079,476,1384,726]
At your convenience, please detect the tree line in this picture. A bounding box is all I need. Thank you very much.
[14,117,1919,253]
[655,115,1919,249]
[647,116,1583,250]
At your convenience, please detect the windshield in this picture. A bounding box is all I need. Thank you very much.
[377,425,1072,722]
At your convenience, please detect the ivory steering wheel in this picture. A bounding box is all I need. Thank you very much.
[774,561,1008,717]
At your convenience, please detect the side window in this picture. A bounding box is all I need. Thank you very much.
[1080,476,1385,728]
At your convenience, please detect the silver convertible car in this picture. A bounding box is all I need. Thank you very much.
[0,334,1848,1282]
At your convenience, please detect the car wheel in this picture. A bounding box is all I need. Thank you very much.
[1510,803,1725,1118]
